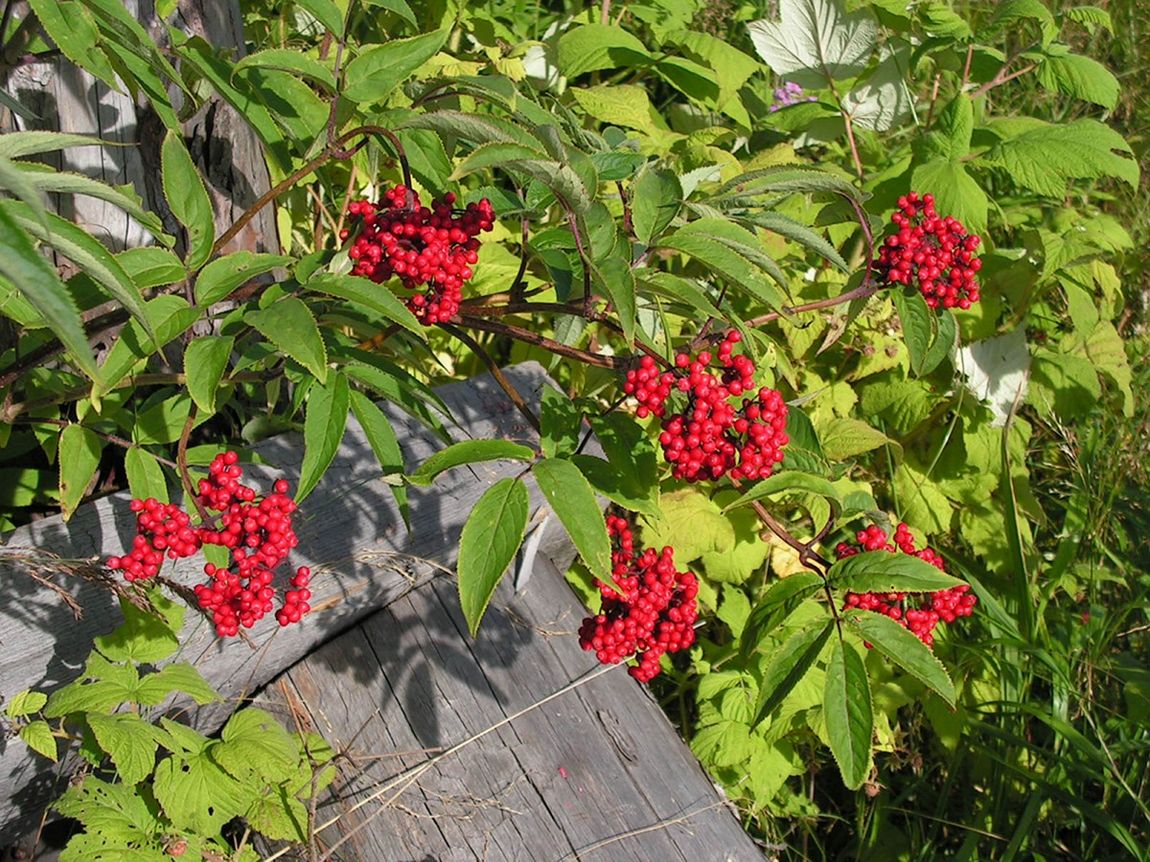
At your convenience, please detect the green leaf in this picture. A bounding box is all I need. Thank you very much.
[570,454,659,516]
[194,252,292,306]
[95,295,199,396]
[154,748,248,834]
[631,165,682,246]
[592,246,636,345]
[893,289,935,377]
[363,0,418,26]
[740,572,824,658]
[817,417,892,461]
[296,0,344,34]
[827,550,964,593]
[532,457,611,584]
[245,297,328,383]
[342,29,449,104]
[641,486,735,563]
[217,708,299,780]
[118,247,186,288]
[19,720,58,761]
[844,610,956,706]
[96,594,184,664]
[982,118,1139,197]
[741,211,849,272]
[823,638,873,789]
[0,204,99,380]
[58,424,102,521]
[0,154,49,230]
[540,384,582,459]
[1035,44,1120,108]
[911,158,987,235]
[410,439,536,486]
[0,130,105,160]
[86,712,158,786]
[297,371,349,503]
[235,48,336,90]
[714,164,863,203]
[457,477,529,635]
[349,390,410,526]
[661,220,786,311]
[6,689,48,717]
[161,130,214,270]
[306,272,424,337]
[557,23,651,78]
[134,393,192,446]
[747,0,877,88]
[184,335,233,415]
[754,618,834,726]
[14,166,167,240]
[453,148,593,214]
[134,663,218,706]
[398,110,544,151]
[722,471,840,512]
[124,446,168,504]
[920,309,957,376]
[1065,5,1111,33]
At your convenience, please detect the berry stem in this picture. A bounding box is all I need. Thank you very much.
[177,408,211,524]
[457,314,627,369]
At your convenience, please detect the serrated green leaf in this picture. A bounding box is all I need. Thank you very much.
[217,708,300,780]
[86,712,158,786]
[741,211,849,271]
[533,457,611,584]
[983,118,1139,197]
[570,454,659,516]
[0,154,48,230]
[58,424,102,521]
[95,594,184,664]
[19,720,58,761]
[631,165,683,245]
[134,663,219,706]
[297,371,349,502]
[911,158,987,235]
[0,130,105,160]
[235,48,335,89]
[539,384,582,459]
[342,29,449,103]
[15,166,167,240]
[0,204,99,380]
[349,390,410,527]
[817,417,892,461]
[844,609,956,705]
[893,289,935,377]
[154,747,248,834]
[95,295,200,396]
[741,572,824,659]
[6,689,48,718]
[118,247,186,288]
[457,477,529,635]
[397,110,544,150]
[184,335,233,415]
[246,297,328,383]
[723,471,840,512]
[296,0,344,34]
[134,392,193,446]
[827,550,964,592]
[557,23,651,78]
[1035,45,1119,108]
[452,141,548,174]
[410,439,535,486]
[592,246,636,345]
[161,131,214,271]
[754,618,834,726]
[306,272,424,336]
[124,446,168,504]
[824,638,873,789]
[661,221,786,312]
[194,251,292,306]
[920,310,957,376]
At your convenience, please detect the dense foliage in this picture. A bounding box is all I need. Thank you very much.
[1,0,1147,858]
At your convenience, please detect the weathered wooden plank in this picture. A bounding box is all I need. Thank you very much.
[252,558,765,861]
[0,363,564,844]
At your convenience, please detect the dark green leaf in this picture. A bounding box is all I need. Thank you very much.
[296,0,344,34]
[342,29,449,104]
[532,457,611,584]
[306,273,423,337]
[297,371,350,502]
[235,48,336,90]
[194,252,292,306]
[893,289,935,377]
[631,165,682,245]
[0,204,99,380]
[184,335,233,415]
[161,130,214,270]
[457,477,529,635]
[95,295,199,396]
[409,439,535,486]
[722,471,840,512]
[753,618,834,726]
[827,550,964,593]
[245,297,328,383]
[570,454,659,516]
[124,446,168,504]
[740,572,824,659]
[824,638,873,789]
[591,246,636,345]
[844,609,956,706]
[58,424,102,521]
[540,384,583,459]
[349,389,410,527]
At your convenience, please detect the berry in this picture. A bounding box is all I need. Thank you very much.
[876,192,982,310]
[106,452,314,638]
[579,515,698,682]
[343,186,494,325]
[624,331,789,482]
[836,522,976,647]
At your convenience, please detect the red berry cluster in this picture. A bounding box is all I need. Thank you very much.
[578,515,699,682]
[343,185,495,324]
[623,331,789,482]
[876,192,982,310]
[107,452,312,637]
[835,522,976,647]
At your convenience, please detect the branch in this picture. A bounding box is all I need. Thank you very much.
[441,324,541,432]
[456,314,626,370]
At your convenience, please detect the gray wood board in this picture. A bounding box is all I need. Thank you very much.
[254,556,764,862]
[0,363,566,843]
